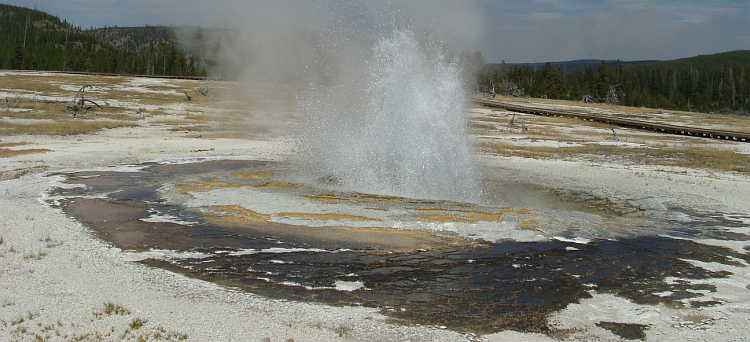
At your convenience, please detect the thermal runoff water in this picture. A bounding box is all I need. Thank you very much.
[298,30,478,202]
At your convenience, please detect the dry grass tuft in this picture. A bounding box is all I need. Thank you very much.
[2,101,64,114]
[94,303,131,318]
[0,120,138,135]
[0,142,51,157]
[481,139,750,174]
[0,147,51,158]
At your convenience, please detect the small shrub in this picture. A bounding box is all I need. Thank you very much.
[23,249,48,260]
[333,324,353,337]
[40,234,62,248]
[10,315,25,325]
[128,317,147,330]
[94,302,130,318]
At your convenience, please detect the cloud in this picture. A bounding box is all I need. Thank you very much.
[479,0,749,62]
[530,12,564,21]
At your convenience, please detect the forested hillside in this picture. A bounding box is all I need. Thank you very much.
[0,4,204,76]
[86,25,207,76]
[2,4,748,114]
[88,26,176,53]
[480,51,750,114]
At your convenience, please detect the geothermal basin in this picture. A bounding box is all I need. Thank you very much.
[4,30,749,339]
[45,157,750,335]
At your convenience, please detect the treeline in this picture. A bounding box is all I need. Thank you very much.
[479,50,750,115]
[0,4,204,76]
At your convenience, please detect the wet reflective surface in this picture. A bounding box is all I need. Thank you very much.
[46,159,750,334]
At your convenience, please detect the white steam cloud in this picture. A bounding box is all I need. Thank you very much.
[174,1,485,135]
[179,1,484,85]
[176,1,485,199]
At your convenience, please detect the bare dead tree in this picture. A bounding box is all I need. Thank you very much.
[508,113,528,133]
[605,85,619,105]
[498,80,525,97]
[66,85,102,117]
[198,79,210,96]
[582,85,619,105]
[72,85,91,107]
[610,128,620,141]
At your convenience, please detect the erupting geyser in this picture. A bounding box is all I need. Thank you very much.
[298,30,478,202]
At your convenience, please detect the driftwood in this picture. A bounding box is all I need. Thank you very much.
[65,85,102,117]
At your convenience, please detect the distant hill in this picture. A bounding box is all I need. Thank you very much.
[488,50,750,72]
[488,59,656,72]
[0,4,203,76]
[651,50,750,69]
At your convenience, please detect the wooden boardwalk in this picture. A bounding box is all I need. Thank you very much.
[474,98,750,143]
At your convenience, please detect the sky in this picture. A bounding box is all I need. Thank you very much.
[4,0,749,63]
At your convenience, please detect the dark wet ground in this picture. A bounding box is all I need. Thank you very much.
[46,159,750,335]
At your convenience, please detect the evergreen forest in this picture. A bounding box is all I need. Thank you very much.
[478,51,750,115]
[0,4,204,76]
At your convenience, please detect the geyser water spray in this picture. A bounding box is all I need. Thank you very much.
[298,29,478,202]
